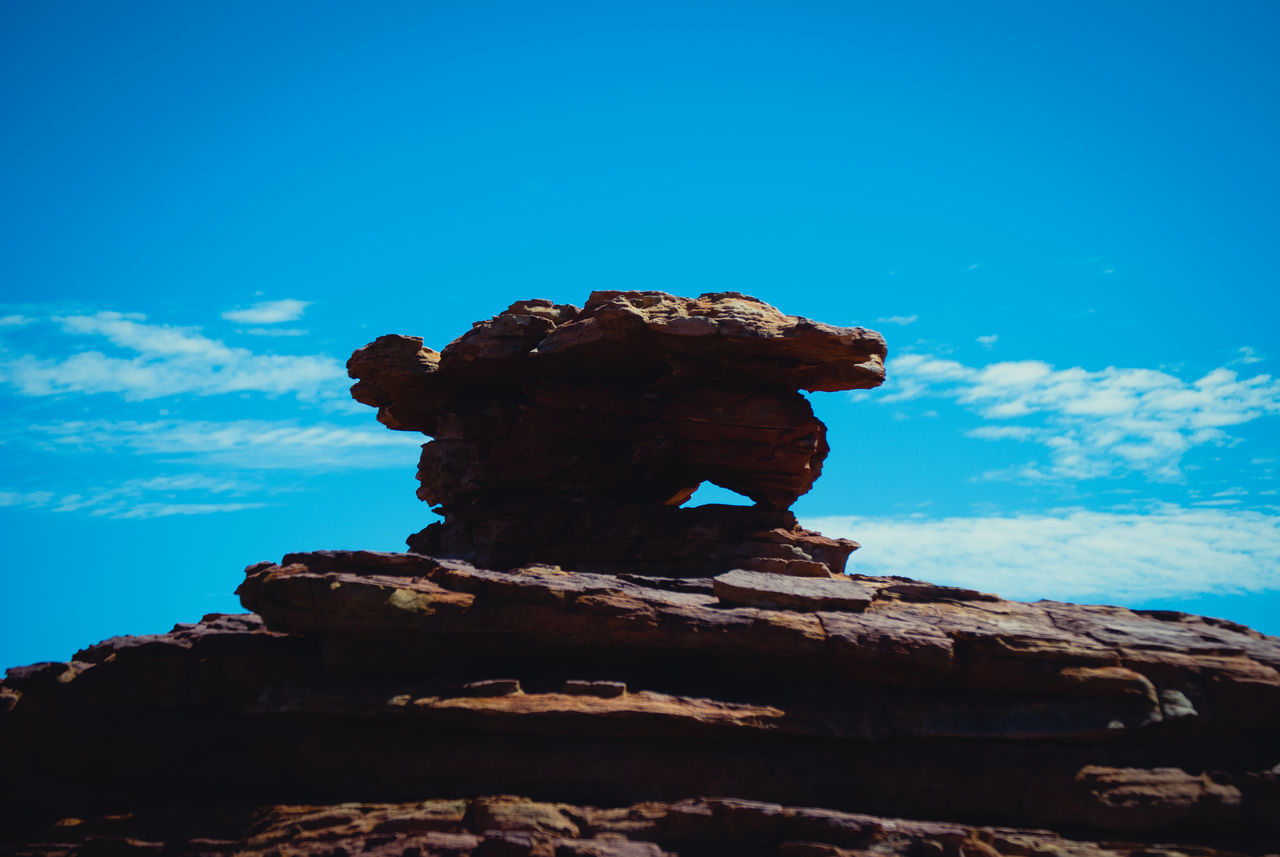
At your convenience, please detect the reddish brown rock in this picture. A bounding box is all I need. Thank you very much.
[347,291,883,576]
[4,550,1280,854]
[712,569,874,612]
[12,795,1258,857]
[5,296,1280,856]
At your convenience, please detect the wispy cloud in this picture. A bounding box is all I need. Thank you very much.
[221,299,311,325]
[877,315,918,326]
[866,354,1280,481]
[108,502,268,519]
[0,315,33,327]
[0,303,419,524]
[809,505,1280,602]
[0,474,268,519]
[0,490,55,508]
[976,334,998,349]
[1235,346,1263,365]
[0,310,344,401]
[27,419,421,469]
[243,327,307,337]
[967,425,1036,441]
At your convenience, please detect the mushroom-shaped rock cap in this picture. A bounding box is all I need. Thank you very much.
[347,334,444,434]
[531,291,886,392]
[347,291,886,436]
[436,291,885,391]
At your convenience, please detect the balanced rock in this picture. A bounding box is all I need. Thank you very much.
[347,291,886,576]
[5,292,1280,857]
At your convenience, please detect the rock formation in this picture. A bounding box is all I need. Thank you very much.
[346,291,885,576]
[3,292,1279,857]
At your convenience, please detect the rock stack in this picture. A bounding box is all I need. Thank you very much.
[347,291,885,576]
[3,292,1280,857]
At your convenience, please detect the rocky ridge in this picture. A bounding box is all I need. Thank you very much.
[3,292,1278,857]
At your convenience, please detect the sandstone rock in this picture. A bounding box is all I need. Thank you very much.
[529,291,886,392]
[465,679,523,696]
[347,291,884,576]
[2,793,1270,857]
[1075,765,1245,832]
[562,680,627,698]
[473,796,581,837]
[712,569,874,612]
[5,294,1280,857]
[408,501,860,578]
[347,334,445,433]
[5,548,1280,853]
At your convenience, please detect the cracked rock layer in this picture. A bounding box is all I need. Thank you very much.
[4,550,1279,855]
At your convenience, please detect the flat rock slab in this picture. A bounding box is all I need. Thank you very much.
[713,569,873,612]
[2,794,1262,857]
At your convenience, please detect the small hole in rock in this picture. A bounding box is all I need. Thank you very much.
[684,482,755,507]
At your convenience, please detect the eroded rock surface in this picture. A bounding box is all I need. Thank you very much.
[4,551,1280,854]
[7,795,1271,857]
[5,294,1279,856]
[347,292,885,575]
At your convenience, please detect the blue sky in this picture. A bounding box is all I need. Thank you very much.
[2,1,1278,667]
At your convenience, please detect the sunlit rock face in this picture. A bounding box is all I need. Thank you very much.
[347,290,886,576]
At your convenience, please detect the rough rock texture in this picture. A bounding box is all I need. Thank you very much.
[8,796,1275,857]
[4,294,1279,856]
[3,551,1280,855]
[347,291,886,576]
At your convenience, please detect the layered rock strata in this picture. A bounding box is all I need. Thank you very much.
[347,291,886,576]
[3,551,1280,855]
[5,293,1279,856]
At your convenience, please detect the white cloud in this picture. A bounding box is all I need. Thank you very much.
[872,353,1280,481]
[0,474,268,520]
[0,315,33,327]
[221,299,311,324]
[53,474,256,512]
[967,426,1037,441]
[243,328,307,337]
[0,490,55,507]
[1235,346,1263,365]
[55,311,226,356]
[1213,487,1248,498]
[877,315,918,326]
[808,505,1280,602]
[27,419,422,469]
[0,310,344,401]
[108,502,268,519]
[976,334,998,349]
